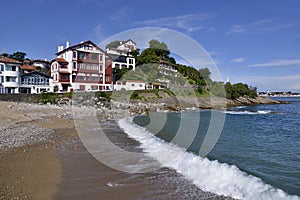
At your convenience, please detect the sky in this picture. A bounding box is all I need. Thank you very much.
[1,0,300,92]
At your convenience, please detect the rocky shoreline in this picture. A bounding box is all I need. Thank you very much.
[125,95,285,115]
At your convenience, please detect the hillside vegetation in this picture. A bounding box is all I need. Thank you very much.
[115,39,257,100]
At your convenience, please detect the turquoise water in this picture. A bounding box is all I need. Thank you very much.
[131,97,300,198]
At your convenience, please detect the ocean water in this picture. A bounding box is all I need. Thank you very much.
[119,97,300,200]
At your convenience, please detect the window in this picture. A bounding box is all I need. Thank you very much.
[139,84,143,87]
[100,65,103,71]
[99,55,103,61]
[73,62,76,69]
[73,51,77,58]
[79,85,85,90]
[78,52,85,59]
[91,85,98,90]
[131,84,135,87]
[84,45,93,50]
[0,64,4,71]
[91,53,98,60]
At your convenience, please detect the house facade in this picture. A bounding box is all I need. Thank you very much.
[32,59,50,69]
[0,56,21,93]
[20,71,53,94]
[51,40,113,92]
[115,80,145,91]
[106,39,136,71]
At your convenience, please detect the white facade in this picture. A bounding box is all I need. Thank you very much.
[158,60,178,76]
[51,41,113,92]
[112,56,135,71]
[107,39,136,71]
[0,57,21,94]
[106,39,137,56]
[115,80,145,91]
[20,72,53,94]
[32,59,50,69]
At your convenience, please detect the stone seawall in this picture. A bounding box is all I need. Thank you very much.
[0,93,40,103]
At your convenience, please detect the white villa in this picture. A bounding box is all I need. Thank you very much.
[32,59,50,69]
[115,80,145,91]
[0,56,22,93]
[51,40,113,92]
[106,39,136,71]
[20,71,53,94]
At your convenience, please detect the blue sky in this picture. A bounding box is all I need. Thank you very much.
[1,0,300,92]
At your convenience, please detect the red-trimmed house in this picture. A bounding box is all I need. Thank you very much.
[51,40,113,92]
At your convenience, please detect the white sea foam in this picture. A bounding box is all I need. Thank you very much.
[118,117,300,200]
[224,110,272,115]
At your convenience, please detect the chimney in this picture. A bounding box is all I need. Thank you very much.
[66,40,69,48]
[58,44,64,52]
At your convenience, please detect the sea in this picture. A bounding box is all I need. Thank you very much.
[118,97,300,200]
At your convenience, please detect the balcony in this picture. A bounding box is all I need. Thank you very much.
[58,68,70,74]
[72,79,101,84]
[3,81,19,87]
[59,78,70,83]
[3,71,19,76]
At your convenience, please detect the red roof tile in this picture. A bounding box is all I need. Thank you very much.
[55,57,68,63]
[0,56,22,64]
[20,65,36,70]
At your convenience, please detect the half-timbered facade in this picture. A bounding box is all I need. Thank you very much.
[51,41,112,92]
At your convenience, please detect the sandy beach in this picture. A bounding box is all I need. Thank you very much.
[0,101,232,200]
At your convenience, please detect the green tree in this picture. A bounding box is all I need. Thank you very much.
[106,40,121,49]
[137,48,159,65]
[114,68,131,81]
[1,52,26,62]
[148,39,170,59]
[10,52,26,62]
[199,67,211,80]
[224,82,233,99]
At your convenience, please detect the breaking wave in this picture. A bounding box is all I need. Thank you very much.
[118,117,299,200]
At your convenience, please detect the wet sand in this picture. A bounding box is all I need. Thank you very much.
[0,101,232,200]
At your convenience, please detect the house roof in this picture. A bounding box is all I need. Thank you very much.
[159,59,177,67]
[126,80,145,83]
[20,65,36,70]
[21,71,52,79]
[123,39,136,45]
[56,40,110,58]
[51,57,69,64]
[0,56,22,64]
[33,59,50,64]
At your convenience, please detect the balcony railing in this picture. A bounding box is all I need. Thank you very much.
[59,79,70,83]
[72,79,102,84]
[77,58,102,64]
[58,68,70,73]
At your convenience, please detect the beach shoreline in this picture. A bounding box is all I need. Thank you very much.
[0,101,233,200]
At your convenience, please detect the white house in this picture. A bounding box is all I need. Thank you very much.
[106,39,137,56]
[0,56,21,93]
[158,60,178,76]
[32,59,50,69]
[51,40,113,92]
[20,71,53,94]
[115,80,145,91]
[106,39,136,71]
